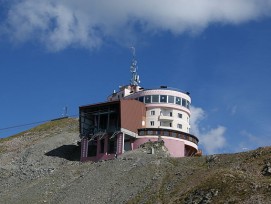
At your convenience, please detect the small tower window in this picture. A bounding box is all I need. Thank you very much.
[151,110,155,115]
[152,95,159,103]
[177,124,182,129]
[145,95,151,103]
[160,95,167,103]
[176,97,181,105]
[150,121,154,126]
[168,95,174,103]
[178,113,182,118]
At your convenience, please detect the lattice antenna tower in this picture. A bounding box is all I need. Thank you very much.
[130,47,140,86]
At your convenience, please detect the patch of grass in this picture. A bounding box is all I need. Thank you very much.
[0,118,78,144]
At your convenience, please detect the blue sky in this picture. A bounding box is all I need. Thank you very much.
[1,0,271,154]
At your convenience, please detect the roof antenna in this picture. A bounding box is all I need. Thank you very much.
[130,47,140,86]
[62,106,68,118]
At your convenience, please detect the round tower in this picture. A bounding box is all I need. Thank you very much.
[107,48,199,157]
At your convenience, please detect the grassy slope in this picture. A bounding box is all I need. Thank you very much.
[0,118,78,154]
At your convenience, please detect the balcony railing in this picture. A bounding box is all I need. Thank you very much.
[138,128,199,145]
[158,115,173,121]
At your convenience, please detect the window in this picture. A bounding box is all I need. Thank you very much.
[176,97,181,105]
[182,98,187,107]
[139,130,145,136]
[177,124,182,129]
[150,121,154,126]
[163,131,169,136]
[152,95,159,103]
[187,101,190,109]
[170,112,173,117]
[178,113,182,118]
[145,95,151,103]
[160,95,167,103]
[151,110,155,115]
[139,96,144,102]
[169,123,172,127]
[168,95,174,103]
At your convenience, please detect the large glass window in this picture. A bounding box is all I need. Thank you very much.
[145,95,151,103]
[187,101,190,109]
[139,96,144,102]
[160,95,167,103]
[168,95,174,103]
[176,97,181,105]
[182,98,187,107]
[152,95,159,103]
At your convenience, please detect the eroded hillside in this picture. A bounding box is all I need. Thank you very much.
[0,118,270,204]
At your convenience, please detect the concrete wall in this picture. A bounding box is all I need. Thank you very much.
[133,136,185,157]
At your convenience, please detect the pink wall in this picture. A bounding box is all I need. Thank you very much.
[133,137,185,157]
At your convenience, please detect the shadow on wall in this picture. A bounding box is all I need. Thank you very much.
[45,145,81,161]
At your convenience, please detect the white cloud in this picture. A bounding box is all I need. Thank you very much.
[190,106,227,154]
[1,0,271,51]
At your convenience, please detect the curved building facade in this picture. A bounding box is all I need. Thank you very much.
[107,85,198,157]
[79,54,199,162]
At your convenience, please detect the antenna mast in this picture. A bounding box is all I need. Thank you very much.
[130,47,140,86]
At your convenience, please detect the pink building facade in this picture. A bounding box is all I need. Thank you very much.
[79,54,199,162]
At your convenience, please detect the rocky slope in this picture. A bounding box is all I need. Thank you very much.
[0,118,271,204]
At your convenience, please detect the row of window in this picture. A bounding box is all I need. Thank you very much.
[135,95,190,109]
[138,129,198,144]
[150,121,183,129]
[150,110,183,119]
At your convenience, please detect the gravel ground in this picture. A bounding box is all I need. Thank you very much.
[1,118,271,204]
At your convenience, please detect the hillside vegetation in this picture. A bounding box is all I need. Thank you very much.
[0,118,270,204]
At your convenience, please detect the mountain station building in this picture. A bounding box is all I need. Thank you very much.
[79,53,199,162]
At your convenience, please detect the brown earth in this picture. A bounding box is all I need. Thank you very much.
[0,118,271,204]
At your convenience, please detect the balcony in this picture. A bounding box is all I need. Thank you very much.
[158,115,173,121]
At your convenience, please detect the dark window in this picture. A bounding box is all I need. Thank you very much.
[178,113,182,118]
[139,96,144,102]
[163,131,169,136]
[176,97,181,105]
[160,95,167,103]
[145,95,151,103]
[182,98,187,107]
[152,95,159,103]
[139,130,145,136]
